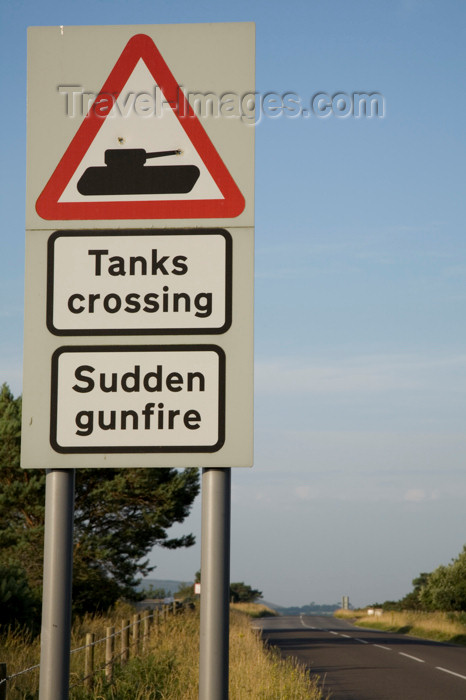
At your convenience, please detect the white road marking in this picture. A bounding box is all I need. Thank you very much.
[436,666,466,681]
[329,631,338,635]
[399,652,425,663]
[299,617,306,627]
[374,644,392,651]
[299,617,318,630]
[341,634,351,638]
[355,638,369,644]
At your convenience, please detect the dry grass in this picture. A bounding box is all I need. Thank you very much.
[334,608,366,621]
[230,609,324,699]
[1,603,325,699]
[230,602,278,618]
[334,608,466,645]
[0,625,41,696]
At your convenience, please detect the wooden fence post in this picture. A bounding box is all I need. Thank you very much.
[143,613,151,653]
[84,633,95,690]
[0,663,7,700]
[121,620,130,664]
[132,613,140,655]
[105,627,115,683]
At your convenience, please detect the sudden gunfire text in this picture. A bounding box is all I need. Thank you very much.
[72,363,205,436]
[51,346,225,452]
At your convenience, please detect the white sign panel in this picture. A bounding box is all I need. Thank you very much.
[51,345,225,452]
[47,230,232,334]
[22,225,253,469]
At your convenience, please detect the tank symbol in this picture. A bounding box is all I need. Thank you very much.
[77,148,201,196]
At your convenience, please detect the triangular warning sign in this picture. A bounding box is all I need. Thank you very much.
[36,34,245,220]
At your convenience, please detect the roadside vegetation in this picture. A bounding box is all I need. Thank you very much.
[1,603,324,699]
[230,601,278,618]
[335,543,466,646]
[0,384,323,698]
[384,546,466,614]
[335,608,466,646]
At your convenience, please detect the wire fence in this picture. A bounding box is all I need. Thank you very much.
[0,600,186,699]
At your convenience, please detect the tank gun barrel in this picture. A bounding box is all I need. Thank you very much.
[145,149,182,160]
[104,148,182,168]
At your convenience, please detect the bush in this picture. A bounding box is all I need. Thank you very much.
[419,546,466,612]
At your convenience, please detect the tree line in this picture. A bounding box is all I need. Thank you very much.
[379,545,466,613]
[0,383,200,629]
[0,382,263,631]
[176,571,262,604]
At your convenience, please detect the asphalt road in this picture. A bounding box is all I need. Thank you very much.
[252,614,466,699]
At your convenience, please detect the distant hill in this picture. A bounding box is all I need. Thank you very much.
[137,578,193,596]
[138,582,341,614]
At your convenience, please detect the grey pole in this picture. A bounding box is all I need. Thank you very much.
[39,469,75,700]
[199,468,231,700]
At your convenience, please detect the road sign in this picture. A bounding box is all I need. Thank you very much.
[22,23,254,470]
[26,23,254,230]
[35,34,245,221]
[47,230,232,335]
[22,226,253,469]
[50,345,225,453]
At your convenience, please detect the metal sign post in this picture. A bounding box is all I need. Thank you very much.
[38,469,75,700]
[199,468,231,700]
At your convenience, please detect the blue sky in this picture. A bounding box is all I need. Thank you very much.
[1,0,466,607]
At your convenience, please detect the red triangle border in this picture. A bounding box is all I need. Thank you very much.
[35,34,246,221]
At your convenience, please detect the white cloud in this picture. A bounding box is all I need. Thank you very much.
[255,427,466,475]
[232,467,461,509]
[403,489,440,503]
[403,489,426,502]
[294,485,320,501]
[255,353,466,396]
